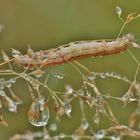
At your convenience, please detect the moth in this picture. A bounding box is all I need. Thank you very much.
[13,33,137,67]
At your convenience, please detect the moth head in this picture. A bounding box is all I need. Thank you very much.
[131,42,140,48]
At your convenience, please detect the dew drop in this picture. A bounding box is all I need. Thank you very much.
[54,72,64,79]
[104,94,110,99]
[38,95,45,103]
[93,110,100,125]
[111,135,121,140]
[43,129,50,139]
[54,136,59,140]
[95,130,105,139]
[28,98,49,127]
[115,6,122,16]
[64,102,72,117]
[88,72,96,80]
[122,76,129,82]
[30,79,40,90]
[81,118,89,130]
[78,90,84,96]
[49,123,57,131]
[59,133,65,139]
[0,90,6,97]
[12,49,22,58]
[8,102,17,112]
[110,72,117,77]
[5,80,12,88]
[100,73,106,78]
[71,134,78,140]
[65,85,73,95]
[10,78,16,84]
[6,97,17,112]
[105,72,111,77]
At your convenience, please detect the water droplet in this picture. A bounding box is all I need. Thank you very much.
[93,110,100,125]
[54,136,59,140]
[78,90,84,96]
[100,73,106,78]
[43,128,50,139]
[111,135,121,140]
[0,90,6,97]
[111,72,118,77]
[30,79,40,90]
[95,130,105,139]
[59,133,65,139]
[104,94,110,99]
[88,72,96,80]
[115,6,122,16]
[6,97,17,112]
[23,73,31,81]
[105,72,111,77]
[49,123,57,131]
[28,98,49,127]
[38,95,45,103]
[54,72,64,79]
[10,78,16,84]
[12,49,22,58]
[65,85,73,95]
[71,134,78,140]
[64,102,72,117]
[122,76,129,82]
[5,80,12,88]
[81,118,89,130]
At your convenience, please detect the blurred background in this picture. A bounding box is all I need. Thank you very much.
[0,0,140,139]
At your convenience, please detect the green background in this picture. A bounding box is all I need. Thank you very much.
[0,0,140,140]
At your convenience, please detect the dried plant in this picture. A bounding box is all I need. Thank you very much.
[0,6,140,140]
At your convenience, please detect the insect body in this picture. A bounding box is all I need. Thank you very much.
[14,33,134,67]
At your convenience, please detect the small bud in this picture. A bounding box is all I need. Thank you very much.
[126,13,136,22]
[115,6,122,16]
[27,47,35,58]
[1,51,10,62]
